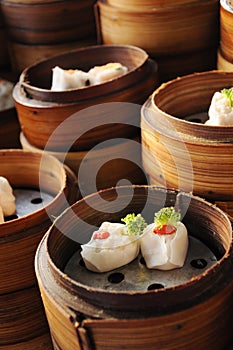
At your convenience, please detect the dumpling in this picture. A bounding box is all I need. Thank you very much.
[140,207,188,270]
[205,88,233,126]
[81,214,147,273]
[0,78,14,111]
[51,66,90,91]
[88,62,128,85]
[0,176,16,223]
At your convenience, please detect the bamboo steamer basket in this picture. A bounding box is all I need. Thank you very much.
[14,45,158,151]
[0,286,52,348]
[0,149,78,295]
[107,0,198,9]
[220,0,233,64]
[0,78,21,148]
[35,185,233,350]
[157,47,217,83]
[8,38,97,73]
[141,70,233,206]
[217,49,233,71]
[1,333,52,350]
[1,0,97,45]
[96,0,219,57]
[20,132,147,195]
[0,5,10,69]
[0,107,21,148]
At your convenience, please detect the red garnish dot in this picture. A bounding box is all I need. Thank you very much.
[93,231,110,240]
[153,225,176,235]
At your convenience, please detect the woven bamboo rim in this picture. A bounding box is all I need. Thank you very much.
[35,185,233,350]
[0,149,78,294]
[8,38,97,73]
[20,45,155,103]
[96,0,219,56]
[13,48,158,151]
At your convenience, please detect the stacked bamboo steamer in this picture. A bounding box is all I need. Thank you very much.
[14,45,159,194]
[218,0,233,71]
[35,185,233,350]
[0,0,97,73]
[96,0,219,82]
[141,70,233,219]
[0,149,79,350]
[0,2,10,69]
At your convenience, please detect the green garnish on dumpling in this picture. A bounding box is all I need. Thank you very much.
[221,88,233,108]
[154,207,181,229]
[121,213,147,236]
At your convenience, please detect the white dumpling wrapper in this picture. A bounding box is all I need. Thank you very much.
[88,63,128,85]
[0,176,16,218]
[51,66,89,91]
[140,222,188,270]
[205,91,233,126]
[81,221,140,273]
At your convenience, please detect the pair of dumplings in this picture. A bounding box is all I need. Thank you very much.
[81,208,188,273]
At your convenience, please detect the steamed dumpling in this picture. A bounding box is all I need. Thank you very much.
[140,207,188,270]
[51,63,128,91]
[81,214,146,273]
[81,221,140,273]
[0,176,16,222]
[205,88,233,126]
[88,63,128,85]
[51,66,89,91]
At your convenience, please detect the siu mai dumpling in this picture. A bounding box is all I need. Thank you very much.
[0,176,16,223]
[205,88,233,126]
[81,214,147,273]
[51,66,90,91]
[140,207,188,270]
[88,63,128,85]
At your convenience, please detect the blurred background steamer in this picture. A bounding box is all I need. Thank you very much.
[0,0,97,73]
[95,0,219,83]
[217,0,233,72]
[0,3,10,70]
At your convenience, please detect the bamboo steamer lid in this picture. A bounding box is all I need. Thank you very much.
[96,0,219,57]
[141,70,233,203]
[0,149,78,294]
[35,185,233,350]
